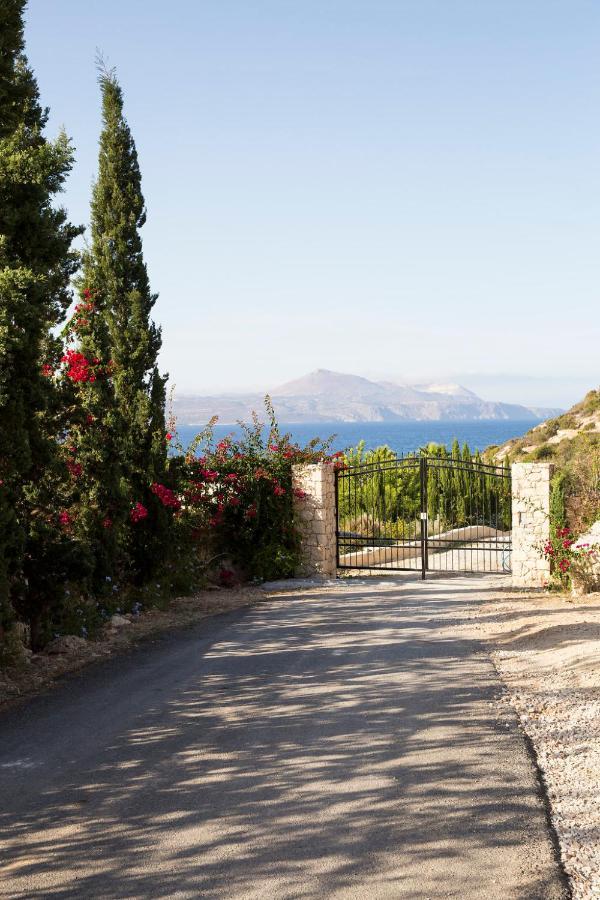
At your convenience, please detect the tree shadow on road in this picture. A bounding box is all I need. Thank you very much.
[0,588,569,899]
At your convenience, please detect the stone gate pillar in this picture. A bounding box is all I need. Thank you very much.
[511,462,553,588]
[291,463,337,578]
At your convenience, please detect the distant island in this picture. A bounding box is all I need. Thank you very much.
[173,369,563,425]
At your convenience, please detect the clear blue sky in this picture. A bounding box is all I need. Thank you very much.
[25,1,599,407]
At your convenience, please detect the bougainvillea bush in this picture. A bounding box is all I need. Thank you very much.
[168,402,337,583]
[541,526,600,592]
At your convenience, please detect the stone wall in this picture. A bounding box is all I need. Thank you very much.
[291,463,337,578]
[511,462,552,588]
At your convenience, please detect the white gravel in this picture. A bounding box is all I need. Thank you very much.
[470,586,600,900]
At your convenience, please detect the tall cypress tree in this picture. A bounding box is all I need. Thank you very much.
[0,0,84,644]
[82,65,168,579]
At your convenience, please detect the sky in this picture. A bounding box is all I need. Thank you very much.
[25,0,599,408]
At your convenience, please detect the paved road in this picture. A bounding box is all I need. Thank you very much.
[0,576,568,899]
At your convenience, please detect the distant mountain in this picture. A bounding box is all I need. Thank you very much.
[173,369,563,425]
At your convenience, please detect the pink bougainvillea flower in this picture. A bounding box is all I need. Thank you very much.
[102,517,113,529]
[59,511,71,527]
[130,502,148,523]
[66,460,83,478]
[273,484,286,496]
[41,363,53,377]
[150,482,181,509]
[165,432,173,441]
[293,488,307,500]
[61,349,102,383]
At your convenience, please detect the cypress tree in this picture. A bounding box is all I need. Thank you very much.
[83,64,168,579]
[0,1,83,645]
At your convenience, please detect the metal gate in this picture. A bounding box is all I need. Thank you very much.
[335,455,512,577]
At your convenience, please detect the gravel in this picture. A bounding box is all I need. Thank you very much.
[469,585,600,900]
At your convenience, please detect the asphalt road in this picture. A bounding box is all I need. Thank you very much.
[0,576,568,899]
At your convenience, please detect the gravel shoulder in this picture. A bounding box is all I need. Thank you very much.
[459,584,600,900]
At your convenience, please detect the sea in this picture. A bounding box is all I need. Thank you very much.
[174,420,533,457]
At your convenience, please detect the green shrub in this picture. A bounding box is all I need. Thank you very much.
[533,444,555,460]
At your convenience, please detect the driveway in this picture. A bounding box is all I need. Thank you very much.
[0,575,568,899]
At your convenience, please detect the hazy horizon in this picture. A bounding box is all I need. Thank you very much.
[173,368,593,410]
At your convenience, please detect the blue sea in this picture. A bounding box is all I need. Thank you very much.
[174,420,533,457]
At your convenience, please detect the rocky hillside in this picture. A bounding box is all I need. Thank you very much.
[490,389,600,463]
[488,389,600,533]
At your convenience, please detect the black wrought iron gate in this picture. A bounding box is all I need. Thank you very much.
[335,455,512,577]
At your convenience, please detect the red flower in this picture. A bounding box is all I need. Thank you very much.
[293,488,307,500]
[150,483,181,509]
[66,460,83,479]
[273,484,286,496]
[130,502,148,523]
[41,363,53,377]
[59,511,71,527]
[102,517,113,529]
[61,350,98,383]
[558,558,571,573]
[269,444,279,452]
[245,504,257,519]
[165,432,173,442]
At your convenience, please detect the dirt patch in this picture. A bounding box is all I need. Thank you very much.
[0,585,264,713]
[464,586,600,900]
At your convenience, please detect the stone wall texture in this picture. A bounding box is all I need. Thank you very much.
[511,462,552,588]
[292,463,337,578]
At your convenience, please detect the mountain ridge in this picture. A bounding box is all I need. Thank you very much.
[173,369,563,425]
